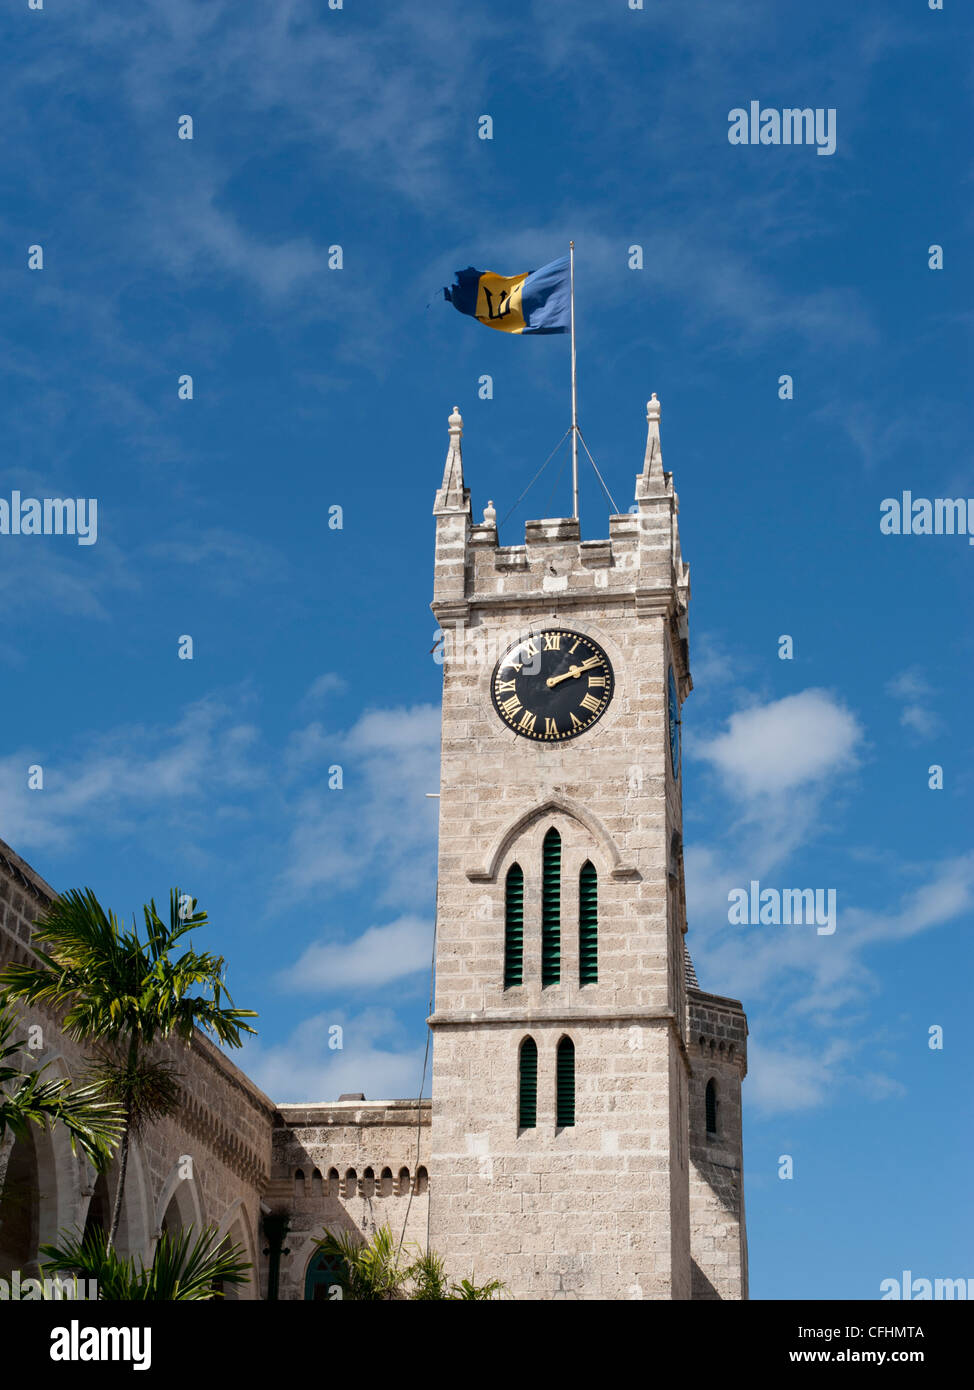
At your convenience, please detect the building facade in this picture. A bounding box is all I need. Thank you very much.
[0,395,746,1300]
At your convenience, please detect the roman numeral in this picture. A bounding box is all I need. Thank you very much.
[496,679,516,693]
[521,640,539,658]
[570,712,582,729]
[544,717,559,737]
[500,696,521,717]
[543,633,561,650]
[588,675,605,688]
[579,693,601,713]
[518,710,537,733]
[569,639,580,653]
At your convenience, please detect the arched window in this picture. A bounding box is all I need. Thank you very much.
[311,1169,323,1199]
[579,861,598,985]
[556,1036,575,1128]
[518,1036,538,1129]
[326,1167,339,1196]
[542,828,561,986]
[294,1168,306,1199]
[504,863,524,987]
[415,1166,429,1194]
[379,1167,393,1198]
[705,1078,718,1135]
[305,1249,346,1302]
[397,1167,410,1196]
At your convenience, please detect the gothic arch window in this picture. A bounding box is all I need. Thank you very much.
[579,861,598,985]
[556,1036,576,1129]
[504,863,524,987]
[542,828,561,987]
[518,1036,538,1129]
[705,1078,718,1136]
[305,1248,346,1302]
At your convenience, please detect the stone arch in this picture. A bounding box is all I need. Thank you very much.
[378,1167,393,1197]
[466,797,639,884]
[212,1198,259,1300]
[396,1166,410,1197]
[414,1166,428,1195]
[153,1152,204,1245]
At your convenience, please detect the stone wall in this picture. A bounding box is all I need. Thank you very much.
[0,837,274,1298]
[687,988,749,1300]
[268,1099,430,1299]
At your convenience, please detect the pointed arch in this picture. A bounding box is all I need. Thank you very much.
[556,1036,575,1128]
[518,1036,538,1130]
[542,828,561,987]
[466,797,639,883]
[504,862,524,987]
[579,860,598,984]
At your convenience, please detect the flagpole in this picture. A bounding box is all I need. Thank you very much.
[569,240,579,521]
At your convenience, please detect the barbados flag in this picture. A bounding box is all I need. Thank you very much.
[443,256,570,334]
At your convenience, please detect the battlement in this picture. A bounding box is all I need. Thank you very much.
[432,396,690,636]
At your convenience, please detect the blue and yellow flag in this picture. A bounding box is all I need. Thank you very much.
[443,256,570,334]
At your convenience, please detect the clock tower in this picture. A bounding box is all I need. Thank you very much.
[428,396,747,1300]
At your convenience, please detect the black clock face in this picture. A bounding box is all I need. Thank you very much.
[667,665,680,776]
[491,629,614,741]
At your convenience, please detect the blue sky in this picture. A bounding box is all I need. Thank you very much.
[1,0,971,1299]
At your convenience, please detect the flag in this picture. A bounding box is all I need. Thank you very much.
[443,256,570,334]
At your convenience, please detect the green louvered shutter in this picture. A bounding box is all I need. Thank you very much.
[542,828,561,986]
[556,1037,575,1128]
[504,864,524,987]
[519,1037,538,1129]
[579,861,598,985]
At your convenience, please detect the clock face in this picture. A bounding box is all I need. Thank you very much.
[667,665,680,776]
[491,629,614,742]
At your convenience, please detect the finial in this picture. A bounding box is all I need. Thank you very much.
[635,390,664,495]
[483,500,497,527]
[435,404,467,509]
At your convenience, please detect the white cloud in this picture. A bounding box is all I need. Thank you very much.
[885,667,942,737]
[277,915,432,993]
[693,689,862,799]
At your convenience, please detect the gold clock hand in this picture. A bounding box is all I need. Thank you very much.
[545,656,602,688]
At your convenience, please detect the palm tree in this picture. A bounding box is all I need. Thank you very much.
[313,1225,507,1301]
[0,887,257,1247]
[313,1224,409,1301]
[0,1003,124,1174]
[40,1225,251,1300]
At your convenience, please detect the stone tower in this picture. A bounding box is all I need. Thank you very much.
[427,396,747,1300]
